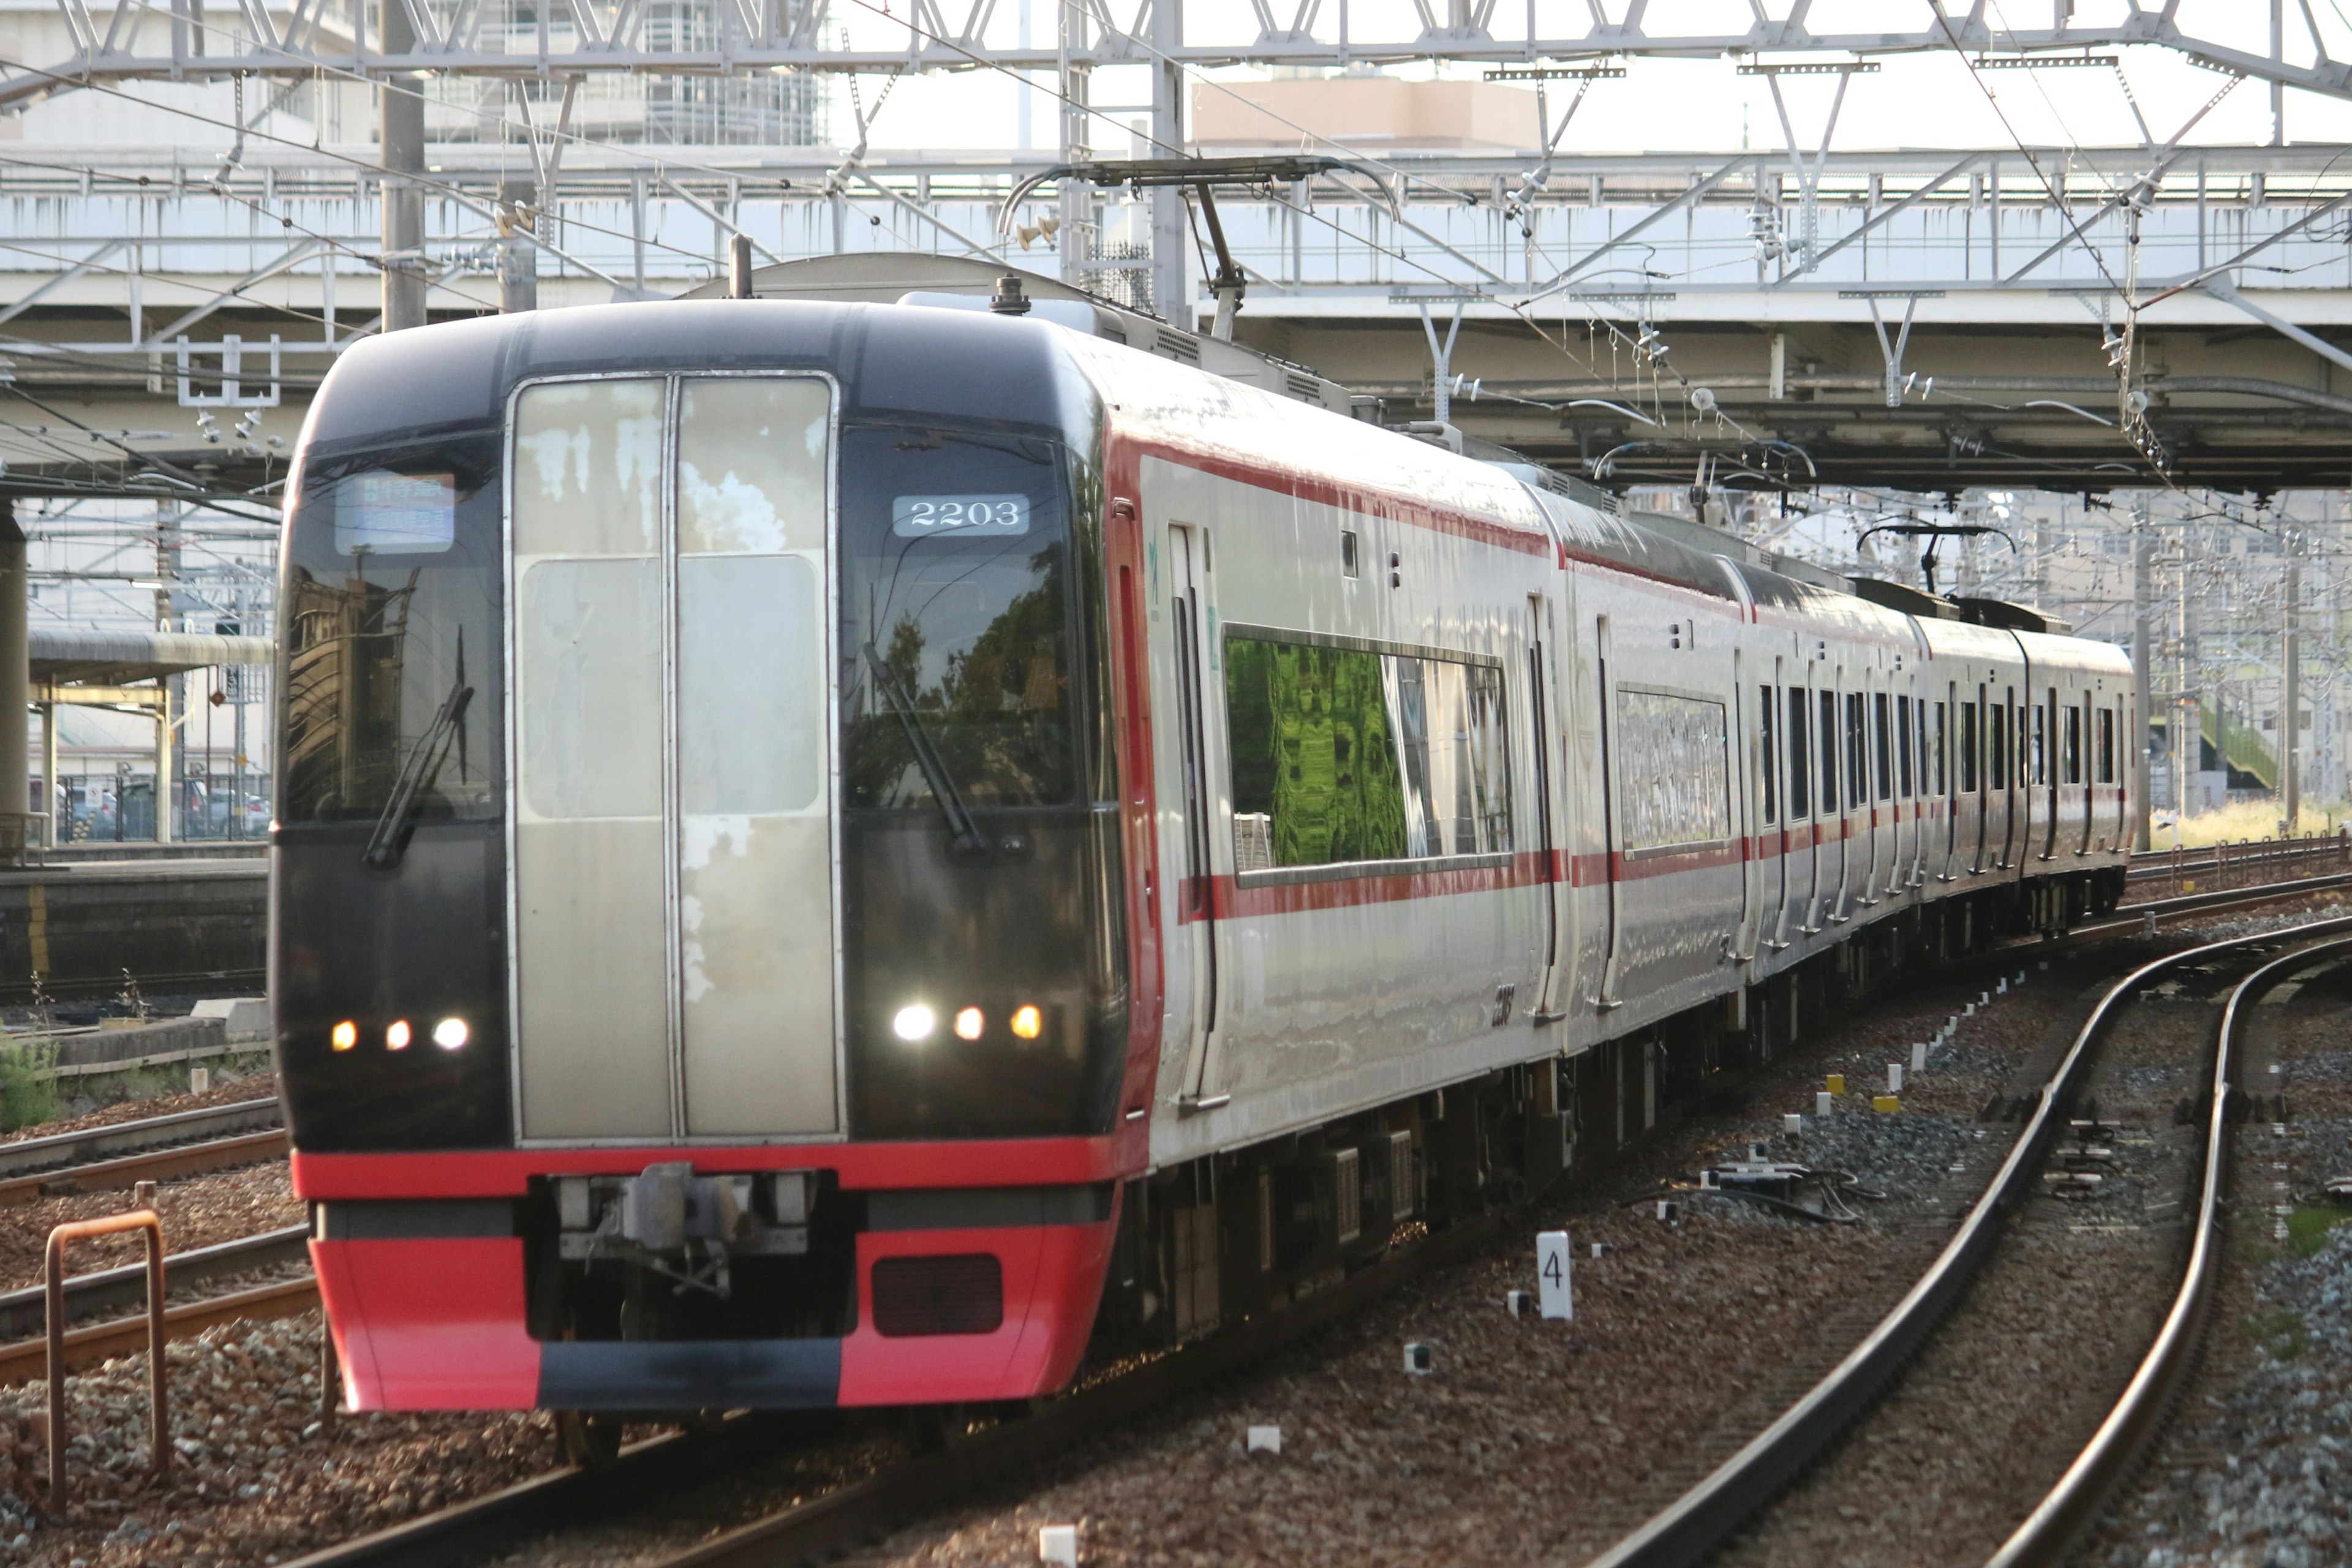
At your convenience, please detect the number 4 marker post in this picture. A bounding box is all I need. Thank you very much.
[1536,1231,1573,1322]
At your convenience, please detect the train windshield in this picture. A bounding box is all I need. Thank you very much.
[277,431,502,826]
[840,423,1076,811]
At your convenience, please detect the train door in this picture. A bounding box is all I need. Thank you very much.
[1595,615,1623,1010]
[1527,594,1569,1021]
[1831,680,1859,923]
[1800,682,1828,933]
[1730,647,1758,962]
[1167,524,1225,1107]
[1779,678,1811,943]
[2006,689,2027,870]
[1891,690,1909,891]
[509,373,842,1142]
[2075,694,2095,855]
[1966,684,1988,875]
[1867,685,1891,905]
[1760,666,1790,954]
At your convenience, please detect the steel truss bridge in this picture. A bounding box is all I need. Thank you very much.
[6,2,2352,498]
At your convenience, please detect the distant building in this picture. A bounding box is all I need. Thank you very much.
[1191,74,1542,154]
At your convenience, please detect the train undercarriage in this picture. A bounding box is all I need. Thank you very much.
[1095,866,2128,1358]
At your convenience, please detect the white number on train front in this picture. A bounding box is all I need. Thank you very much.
[892,494,1030,537]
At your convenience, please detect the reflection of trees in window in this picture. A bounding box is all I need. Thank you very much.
[1227,639,1408,867]
[280,567,415,820]
[847,548,1074,809]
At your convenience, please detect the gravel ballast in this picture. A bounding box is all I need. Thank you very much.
[463,957,2105,1568]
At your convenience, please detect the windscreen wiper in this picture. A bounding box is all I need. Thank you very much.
[861,642,1017,859]
[363,669,473,870]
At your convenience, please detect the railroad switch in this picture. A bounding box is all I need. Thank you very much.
[1702,1158,1811,1202]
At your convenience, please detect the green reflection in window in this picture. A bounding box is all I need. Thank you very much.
[1226,638,1408,868]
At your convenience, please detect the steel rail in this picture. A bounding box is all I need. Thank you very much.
[1579,913,2352,1568]
[1980,933,2352,1568]
[270,875,2352,1568]
[284,1212,1506,1568]
[0,1221,308,1341]
[0,1275,317,1382]
[2080,870,2352,937]
[0,1096,279,1181]
[0,1128,288,1207]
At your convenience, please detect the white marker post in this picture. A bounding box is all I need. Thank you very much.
[1537,1230,1573,1321]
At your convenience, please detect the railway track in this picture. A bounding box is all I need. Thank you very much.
[1979,935,2352,1567]
[283,1211,1507,1568]
[1579,914,2352,1568]
[80,872,2331,1568]
[0,1095,284,1204]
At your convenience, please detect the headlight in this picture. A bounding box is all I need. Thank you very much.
[331,1020,357,1052]
[385,1019,412,1050]
[954,1007,984,1041]
[1011,1005,1042,1041]
[892,1005,937,1041]
[432,1017,469,1050]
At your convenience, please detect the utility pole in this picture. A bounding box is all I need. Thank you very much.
[380,0,428,331]
[2284,545,2302,831]
[2133,509,2154,851]
[496,177,537,314]
[1057,0,1093,289]
[1148,0,1186,323]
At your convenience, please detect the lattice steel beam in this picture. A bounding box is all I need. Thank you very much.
[4,0,2346,109]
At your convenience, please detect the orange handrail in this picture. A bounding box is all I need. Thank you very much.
[44,1204,167,1506]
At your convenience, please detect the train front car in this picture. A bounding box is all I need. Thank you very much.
[273,301,1135,1415]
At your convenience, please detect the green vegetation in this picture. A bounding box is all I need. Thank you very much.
[0,1036,59,1133]
[2244,1308,2308,1362]
[2287,1204,2352,1258]
[1226,638,1407,867]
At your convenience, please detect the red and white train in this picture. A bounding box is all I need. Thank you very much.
[273,260,2133,1436]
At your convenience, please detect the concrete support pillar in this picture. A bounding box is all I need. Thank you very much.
[0,503,24,862]
[380,0,428,332]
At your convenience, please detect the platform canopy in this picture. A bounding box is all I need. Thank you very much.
[30,628,275,689]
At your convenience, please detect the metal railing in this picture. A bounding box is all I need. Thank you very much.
[42,1183,168,1507]
[2127,830,2352,886]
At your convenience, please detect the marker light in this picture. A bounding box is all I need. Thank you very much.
[385,1019,412,1050]
[954,1007,984,1041]
[892,1005,937,1042]
[331,1020,357,1052]
[1011,1005,1043,1041]
[432,1017,469,1050]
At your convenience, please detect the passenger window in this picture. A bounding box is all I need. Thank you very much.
[1758,686,1777,824]
[1990,701,2008,788]
[1818,691,1838,813]
[2065,703,2083,784]
[2097,706,2116,784]
[1224,633,1509,871]
[1787,689,1811,818]
[1873,692,1891,801]
[2031,705,2046,786]
[1960,702,1980,793]
[1618,690,1733,850]
[1897,696,1915,797]
[1844,693,1866,810]
[1931,700,1945,796]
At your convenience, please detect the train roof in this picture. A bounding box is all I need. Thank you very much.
[312,283,2115,667]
